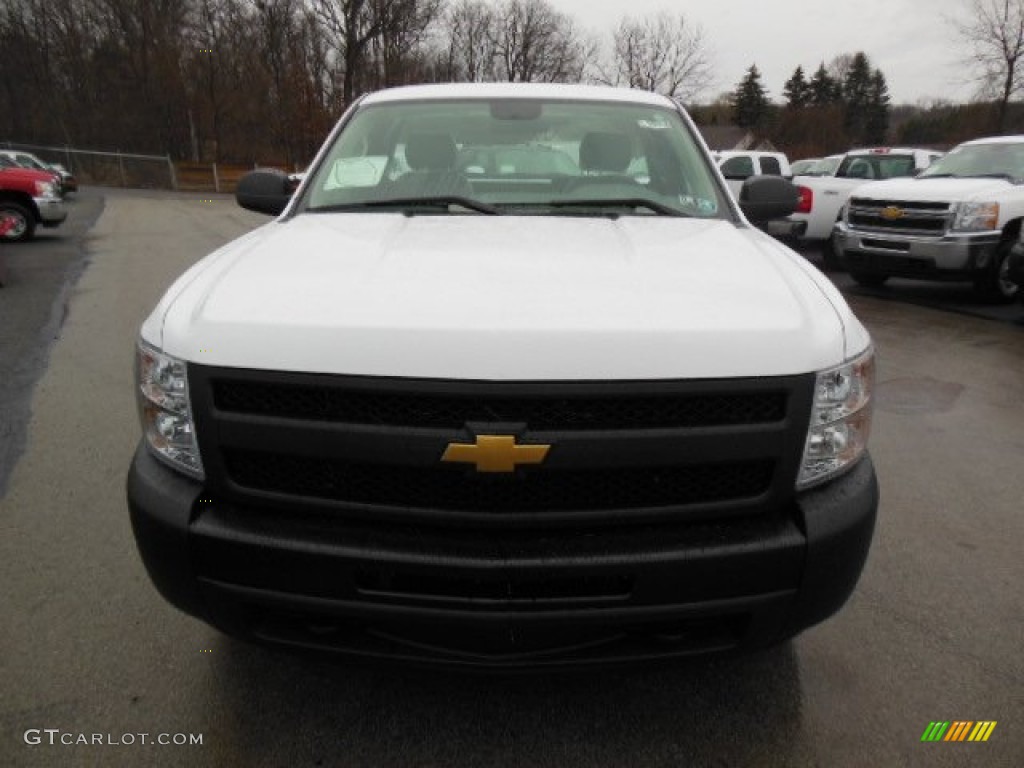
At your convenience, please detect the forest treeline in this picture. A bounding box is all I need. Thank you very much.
[2,0,1020,164]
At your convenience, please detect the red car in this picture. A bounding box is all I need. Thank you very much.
[0,158,67,241]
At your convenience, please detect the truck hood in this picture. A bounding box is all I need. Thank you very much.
[850,176,1012,203]
[147,214,856,380]
[0,167,55,185]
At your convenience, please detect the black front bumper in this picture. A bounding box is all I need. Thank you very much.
[127,444,878,669]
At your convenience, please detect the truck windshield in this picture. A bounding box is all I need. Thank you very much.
[300,99,728,219]
[806,156,841,176]
[836,154,917,180]
[918,142,1024,181]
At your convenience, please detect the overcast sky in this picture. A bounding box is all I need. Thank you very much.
[549,0,977,104]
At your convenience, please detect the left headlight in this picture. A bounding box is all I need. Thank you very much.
[951,201,998,232]
[136,340,204,479]
[797,346,875,490]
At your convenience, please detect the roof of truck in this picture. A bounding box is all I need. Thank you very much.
[361,83,675,108]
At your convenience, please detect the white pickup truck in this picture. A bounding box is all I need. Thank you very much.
[834,135,1024,300]
[788,147,942,265]
[126,83,878,668]
[713,150,792,198]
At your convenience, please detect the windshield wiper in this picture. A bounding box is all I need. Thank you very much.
[311,196,502,215]
[921,172,1019,182]
[966,172,1018,181]
[544,198,689,217]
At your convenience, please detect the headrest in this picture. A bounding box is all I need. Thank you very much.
[847,159,873,179]
[405,133,457,171]
[579,132,632,173]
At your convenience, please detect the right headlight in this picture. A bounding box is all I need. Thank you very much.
[951,201,998,232]
[797,346,875,489]
[33,179,58,198]
[135,340,204,479]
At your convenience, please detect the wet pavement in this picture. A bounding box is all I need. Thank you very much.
[0,192,103,496]
[1,191,1021,767]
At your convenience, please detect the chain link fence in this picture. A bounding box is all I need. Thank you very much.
[3,141,176,189]
[2,142,296,193]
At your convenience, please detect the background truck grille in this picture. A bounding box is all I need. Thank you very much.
[189,367,813,528]
[848,197,951,237]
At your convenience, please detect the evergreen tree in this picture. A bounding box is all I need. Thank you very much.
[865,69,891,144]
[843,52,874,140]
[808,62,839,106]
[732,64,769,128]
[783,65,810,108]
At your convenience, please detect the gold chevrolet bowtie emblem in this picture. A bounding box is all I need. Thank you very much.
[441,435,551,473]
[880,205,904,221]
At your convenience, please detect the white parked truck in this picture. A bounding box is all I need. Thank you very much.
[834,136,1024,300]
[788,147,942,264]
[713,150,792,198]
[127,83,878,668]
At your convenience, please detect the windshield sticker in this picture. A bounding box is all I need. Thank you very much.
[637,117,670,130]
[679,196,717,214]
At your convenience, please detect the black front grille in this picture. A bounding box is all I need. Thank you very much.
[190,367,813,528]
[223,449,775,514]
[212,379,787,430]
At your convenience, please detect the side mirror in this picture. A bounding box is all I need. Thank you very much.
[236,169,293,215]
[738,175,800,223]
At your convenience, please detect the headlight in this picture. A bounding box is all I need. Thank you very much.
[952,201,998,232]
[33,180,58,198]
[797,346,875,489]
[136,341,204,479]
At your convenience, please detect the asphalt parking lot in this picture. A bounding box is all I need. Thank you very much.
[1,189,1021,767]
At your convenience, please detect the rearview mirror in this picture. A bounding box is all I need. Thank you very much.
[738,175,800,223]
[236,169,292,215]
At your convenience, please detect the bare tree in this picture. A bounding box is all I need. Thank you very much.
[602,12,712,102]
[313,0,378,104]
[491,0,588,83]
[953,0,1024,130]
[367,0,443,89]
[826,53,856,86]
[443,0,498,82]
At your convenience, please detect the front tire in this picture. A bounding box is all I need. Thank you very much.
[974,241,1019,303]
[821,235,843,271]
[849,271,888,288]
[0,202,35,242]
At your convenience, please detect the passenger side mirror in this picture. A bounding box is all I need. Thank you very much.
[236,169,293,215]
[738,176,800,223]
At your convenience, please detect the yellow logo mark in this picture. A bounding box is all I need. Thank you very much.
[880,205,904,220]
[441,435,550,473]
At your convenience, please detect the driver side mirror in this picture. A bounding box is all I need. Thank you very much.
[236,169,293,215]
